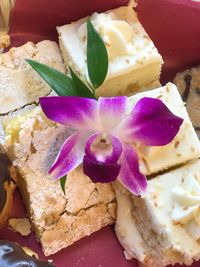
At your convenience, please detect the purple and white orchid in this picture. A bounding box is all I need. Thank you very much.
[39,96,183,195]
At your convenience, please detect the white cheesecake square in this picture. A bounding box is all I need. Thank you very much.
[115,160,200,267]
[57,6,163,97]
[133,159,200,266]
[128,82,200,176]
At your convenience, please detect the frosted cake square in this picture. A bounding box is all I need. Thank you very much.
[57,6,163,97]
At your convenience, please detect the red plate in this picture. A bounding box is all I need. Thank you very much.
[1,1,200,267]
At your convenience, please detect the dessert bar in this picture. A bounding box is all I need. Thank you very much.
[57,6,162,97]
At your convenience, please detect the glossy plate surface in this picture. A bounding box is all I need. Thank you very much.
[1,1,200,266]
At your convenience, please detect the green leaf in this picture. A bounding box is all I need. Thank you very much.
[60,176,67,195]
[26,59,78,96]
[87,19,108,89]
[69,67,95,99]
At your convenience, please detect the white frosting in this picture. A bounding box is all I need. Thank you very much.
[78,13,134,60]
[57,6,163,87]
[137,160,200,262]
[171,174,200,240]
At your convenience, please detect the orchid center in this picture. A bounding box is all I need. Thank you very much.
[90,133,114,162]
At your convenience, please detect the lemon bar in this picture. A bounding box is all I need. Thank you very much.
[3,108,116,256]
[57,6,163,97]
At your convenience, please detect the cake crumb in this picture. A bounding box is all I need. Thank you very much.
[8,218,31,236]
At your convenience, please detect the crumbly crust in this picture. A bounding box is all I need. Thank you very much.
[4,108,116,256]
[8,218,31,236]
[173,66,200,138]
[0,41,65,115]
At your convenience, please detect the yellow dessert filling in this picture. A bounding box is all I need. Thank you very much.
[3,107,55,144]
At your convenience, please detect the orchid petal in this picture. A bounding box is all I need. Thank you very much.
[83,155,121,183]
[118,143,147,195]
[40,96,99,131]
[49,131,89,179]
[85,133,122,164]
[98,96,127,131]
[120,97,183,146]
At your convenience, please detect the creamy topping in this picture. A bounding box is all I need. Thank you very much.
[171,174,200,240]
[78,13,134,60]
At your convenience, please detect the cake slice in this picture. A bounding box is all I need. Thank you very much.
[3,82,200,256]
[0,40,65,115]
[127,82,200,176]
[57,5,163,97]
[132,159,200,266]
[114,159,200,266]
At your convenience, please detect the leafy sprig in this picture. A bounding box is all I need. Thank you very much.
[86,19,108,89]
[60,176,67,195]
[26,18,108,99]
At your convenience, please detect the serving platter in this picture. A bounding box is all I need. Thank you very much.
[0,0,200,266]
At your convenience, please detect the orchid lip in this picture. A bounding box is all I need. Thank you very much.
[83,154,121,183]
